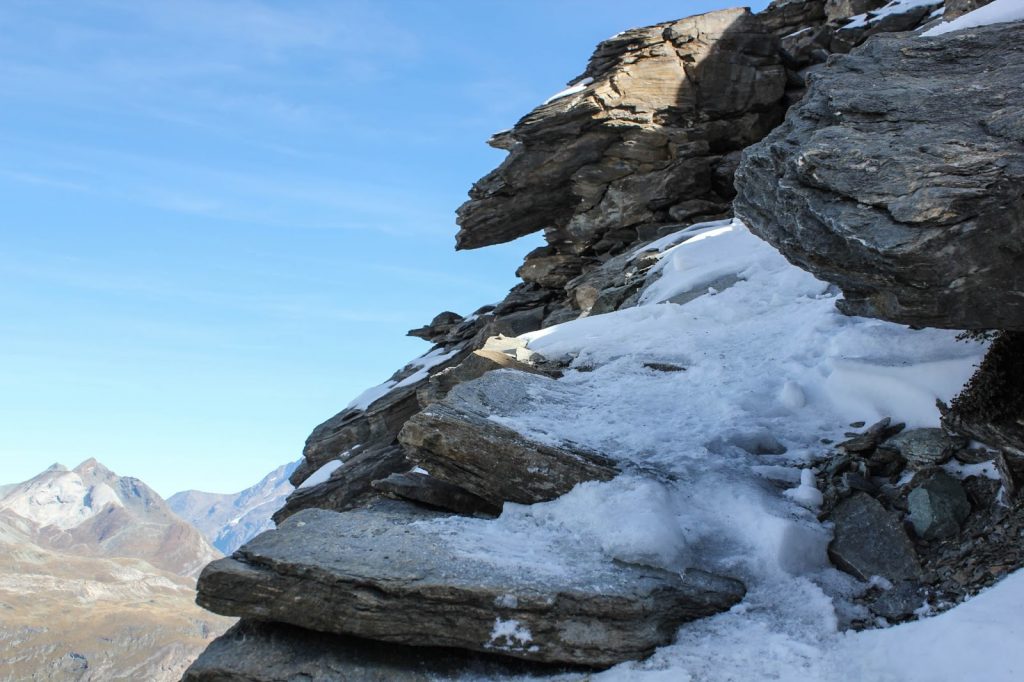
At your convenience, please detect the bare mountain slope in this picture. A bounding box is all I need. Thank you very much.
[0,511,231,682]
[169,460,298,555]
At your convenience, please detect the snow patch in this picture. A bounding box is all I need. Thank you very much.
[346,346,459,411]
[486,618,534,651]
[298,460,343,489]
[542,77,594,105]
[923,0,1024,35]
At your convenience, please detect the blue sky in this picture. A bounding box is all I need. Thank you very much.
[0,0,767,496]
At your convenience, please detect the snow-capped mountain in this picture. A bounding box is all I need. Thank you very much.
[169,460,298,555]
[0,458,220,578]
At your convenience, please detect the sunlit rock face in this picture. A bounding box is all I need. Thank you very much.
[455,8,788,259]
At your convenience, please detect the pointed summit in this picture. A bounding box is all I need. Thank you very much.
[73,457,116,481]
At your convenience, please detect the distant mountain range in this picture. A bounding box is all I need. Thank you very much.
[0,458,220,577]
[168,460,298,555]
[0,458,232,681]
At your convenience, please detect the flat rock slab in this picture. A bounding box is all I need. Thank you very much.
[183,620,586,682]
[196,504,745,667]
[371,471,502,517]
[400,371,619,507]
[828,493,921,582]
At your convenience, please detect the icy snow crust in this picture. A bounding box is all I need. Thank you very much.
[402,219,1017,680]
[922,0,1024,36]
[347,346,460,411]
[842,0,940,30]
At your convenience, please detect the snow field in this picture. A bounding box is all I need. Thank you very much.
[413,218,1018,680]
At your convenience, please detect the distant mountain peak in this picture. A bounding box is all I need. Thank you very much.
[0,459,219,577]
[169,460,298,555]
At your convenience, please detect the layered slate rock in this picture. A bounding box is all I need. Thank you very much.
[196,505,746,667]
[456,8,787,260]
[183,620,583,682]
[274,444,409,523]
[735,22,1024,330]
[371,471,501,517]
[399,371,618,508]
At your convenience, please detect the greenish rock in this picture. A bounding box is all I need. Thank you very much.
[828,493,921,582]
[886,428,965,469]
[908,471,971,540]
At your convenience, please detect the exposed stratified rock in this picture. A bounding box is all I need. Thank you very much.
[290,347,469,487]
[274,444,408,523]
[885,428,966,469]
[407,311,464,342]
[907,470,971,540]
[759,0,828,35]
[183,620,584,682]
[829,0,943,54]
[828,493,921,582]
[399,372,618,508]
[735,23,1024,331]
[196,505,745,667]
[456,8,787,259]
[515,249,587,289]
[371,471,501,516]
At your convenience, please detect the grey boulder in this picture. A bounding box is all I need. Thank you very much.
[196,505,745,667]
[907,471,971,540]
[182,620,582,682]
[399,371,618,508]
[735,23,1024,330]
[828,493,921,582]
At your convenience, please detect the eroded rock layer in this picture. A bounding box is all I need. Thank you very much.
[455,8,787,258]
[196,504,745,666]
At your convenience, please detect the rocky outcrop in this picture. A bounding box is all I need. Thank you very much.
[186,2,1018,677]
[274,444,408,522]
[735,22,1024,330]
[196,505,745,667]
[371,471,501,516]
[183,620,580,682]
[456,8,787,261]
[399,372,618,508]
